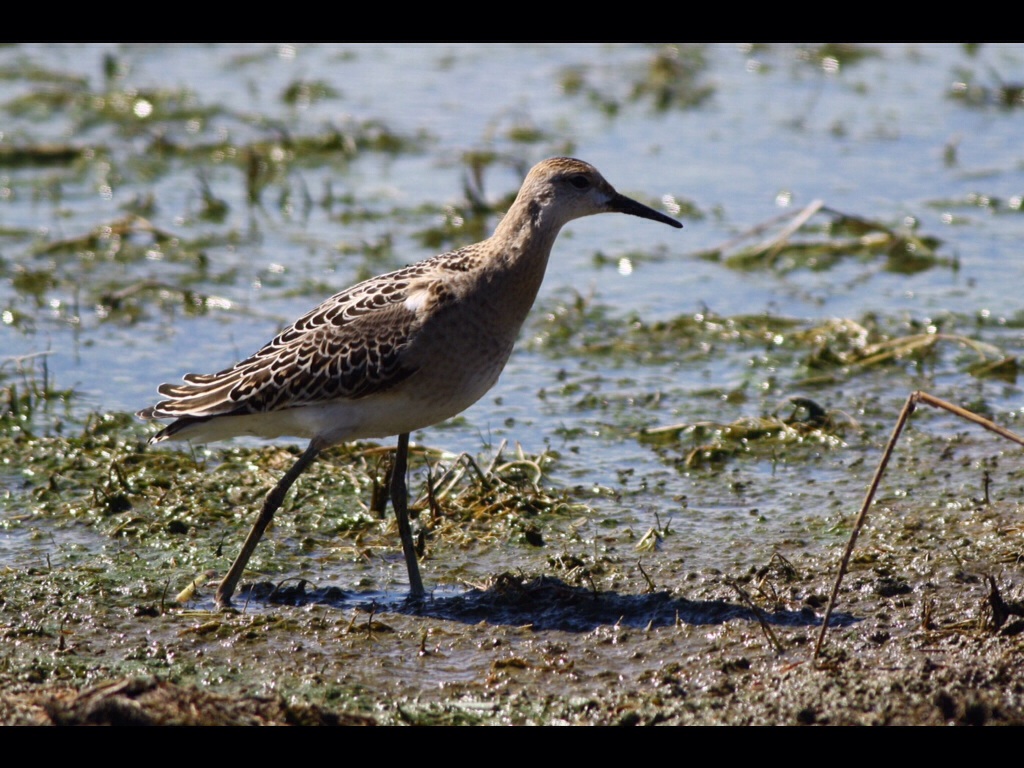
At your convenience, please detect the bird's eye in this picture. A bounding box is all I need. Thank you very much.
[567,174,590,190]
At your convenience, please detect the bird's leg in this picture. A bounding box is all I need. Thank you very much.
[216,440,322,609]
[391,432,425,597]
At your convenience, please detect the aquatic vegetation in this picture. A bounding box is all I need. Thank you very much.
[0,353,74,433]
[697,201,953,275]
[559,43,714,116]
[637,396,853,467]
[948,56,1024,109]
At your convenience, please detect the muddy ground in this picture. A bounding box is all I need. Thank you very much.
[4,481,1023,726]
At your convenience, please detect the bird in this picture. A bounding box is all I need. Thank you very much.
[138,157,683,608]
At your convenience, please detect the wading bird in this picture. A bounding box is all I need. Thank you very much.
[139,157,682,608]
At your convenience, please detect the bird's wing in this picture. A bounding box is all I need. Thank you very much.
[139,266,434,422]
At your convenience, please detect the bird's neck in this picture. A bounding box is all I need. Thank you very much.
[484,197,564,320]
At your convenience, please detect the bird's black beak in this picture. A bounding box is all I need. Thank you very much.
[610,193,683,228]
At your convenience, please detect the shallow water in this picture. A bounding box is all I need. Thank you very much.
[3,42,1024,577]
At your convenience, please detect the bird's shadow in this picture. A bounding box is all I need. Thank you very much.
[235,573,858,632]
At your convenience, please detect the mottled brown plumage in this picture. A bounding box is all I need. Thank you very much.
[138,157,682,607]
